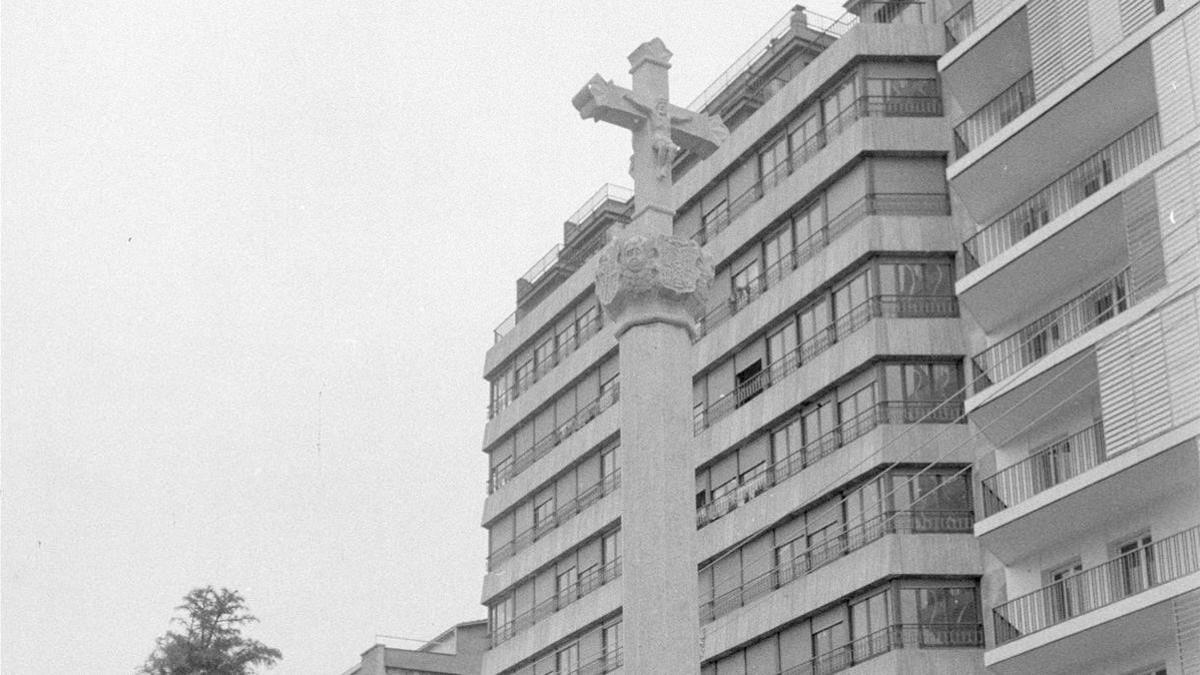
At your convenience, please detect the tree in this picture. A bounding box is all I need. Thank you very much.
[140,586,282,675]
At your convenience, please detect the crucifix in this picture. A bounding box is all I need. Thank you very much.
[572,38,728,674]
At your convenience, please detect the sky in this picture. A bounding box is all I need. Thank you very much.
[2,2,846,672]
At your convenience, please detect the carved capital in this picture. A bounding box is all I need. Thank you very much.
[595,233,714,339]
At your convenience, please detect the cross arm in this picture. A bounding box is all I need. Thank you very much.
[572,74,645,131]
[667,109,729,159]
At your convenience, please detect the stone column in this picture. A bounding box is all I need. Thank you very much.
[596,234,712,674]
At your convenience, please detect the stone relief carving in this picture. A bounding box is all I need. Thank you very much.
[596,233,713,327]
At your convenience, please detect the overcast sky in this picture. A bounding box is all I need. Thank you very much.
[2,2,847,672]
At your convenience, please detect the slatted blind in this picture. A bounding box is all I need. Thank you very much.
[1119,0,1157,35]
[1029,0,1096,99]
[1152,22,1197,146]
[1158,147,1200,285]
[1088,0,1124,59]
[1124,175,1166,299]
[1163,290,1200,423]
[1175,588,1200,674]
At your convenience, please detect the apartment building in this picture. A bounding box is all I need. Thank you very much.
[941,0,1200,671]
[478,3,1000,674]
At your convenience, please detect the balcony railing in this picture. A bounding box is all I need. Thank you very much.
[698,399,965,526]
[943,1,975,47]
[695,294,960,432]
[702,509,974,622]
[953,72,1035,157]
[783,623,984,675]
[488,471,621,569]
[971,268,1130,393]
[993,525,1200,645]
[696,192,950,338]
[692,92,944,246]
[489,558,622,646]
[489,381,620,492]
[962,115,1161,273]
[689,6,858,113]
[489,311,604,419]
[564,184,634,241]
[980,420,1105,517]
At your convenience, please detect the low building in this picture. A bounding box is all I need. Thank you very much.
[340,620,488,675]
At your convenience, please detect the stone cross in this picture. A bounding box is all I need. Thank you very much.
[571,39,729,675]
[573,38,728,238]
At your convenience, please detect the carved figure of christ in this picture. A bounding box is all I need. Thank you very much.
[572,38,728,237]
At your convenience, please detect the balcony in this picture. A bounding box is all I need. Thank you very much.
[487,471,620,570]
[790,623,984,675]
[489,381,619,493]
[993,525,1200,646]
[961,116,1160,274]
[980,421,1105,518]
[696,193,951,338]
[701,509,974,622]
[489,558,621,647]
[971,267,1131,394]
[489,310,604,419]
[943,1,975,48]
[698,400,965,527]
[695,295,960,432]
[953,72,1034,158]
[691,92,944,246]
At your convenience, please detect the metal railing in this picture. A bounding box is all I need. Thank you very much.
[564,184,634,242]
[688,6,857,113]
[691,91,943,246]
[943,1,975,47]
[695,294,960,432]
[994,525,1200,645]
[489,381,620,491]
[962,115,1161,272]
[489,558,622,646]
[972,268,1130,392]
[696,192,950,338]
[698,399,965,526]
[953,72,1035,157]
[783,623,984,675]
[701,509,974,622]
[488,471,621,569]
[980,420,1105,517]
[489,311,604,419]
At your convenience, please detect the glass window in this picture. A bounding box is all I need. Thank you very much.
[772,417,803,475]
[600,445,619,481]
[838,381,877,442]
[602,623,621,662]
[491,455,513,490]
[732,259,763,308]
[812,621,842,657]
[534,334,555,378]
[789,113,822,165]
[763,222,795,280]
[798,296,830,358]
[556,643,580,674]
[702,198,728,237]
[833,268,871,323]
[602,530,620,565]
[556,566,578,602]
[759,134,790,188]
[851,588,891,641]
[767,321,798,369]
[534,493,555,529]
[900,585,980,646]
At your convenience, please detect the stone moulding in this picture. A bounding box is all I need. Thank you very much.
[595,232,714,339]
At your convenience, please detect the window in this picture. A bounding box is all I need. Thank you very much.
[1034,435,1077,491]
[823,74,859,133]
[802,400,836,457]
[1047,561,1084,622]
[791,200,824,259]
[514,356,534,395]
[789,113,822,165]
[759,134,790,189]
[602,623,621,663]
[838,381,877,442]
[877,259,955,316]
[556,317,579,357]
[534,334,555,378]
[600,445,619,483]
[577,301,601,338]
[739,461,769,502]
[883,362,963,422]
[490,369,513,416]
[771,417,804,476]
[602,530,620,565]
[489,595,514,640]
[866,77,939,116]
[556,566,578,603]
[735,360,764,405]
[899,585,980,646]
[600,369,619,402]
[811,621,842,658]
[732,259,763,309]
[767,321,798,378]
[1116,533,1155,596]
[833,268,871,327]
[534,492,556,532]
[775,532,805,583]
[763,222,795,282]
[701,198,728,240]
[851,589,890,657]
[798,296,831,359]
[556,643,580,674]
[491,455,513,490]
